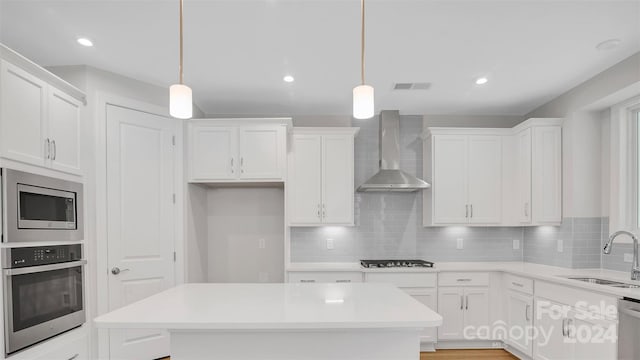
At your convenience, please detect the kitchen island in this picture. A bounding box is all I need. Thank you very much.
[94,282,442,360]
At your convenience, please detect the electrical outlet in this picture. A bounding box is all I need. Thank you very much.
[326,238,334,250]
[258,238,265,249]
[557,239,564,253]
[624,253,634,263]
[456,238,464,250]
[513,239,520,250]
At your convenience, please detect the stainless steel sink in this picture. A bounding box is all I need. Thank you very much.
[564,276,640,288]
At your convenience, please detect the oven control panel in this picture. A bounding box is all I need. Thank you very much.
[2,244,82,268]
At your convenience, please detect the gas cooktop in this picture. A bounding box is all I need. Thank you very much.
[360,259,434,268]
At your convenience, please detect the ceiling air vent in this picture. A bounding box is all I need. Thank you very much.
[392,82,431,91]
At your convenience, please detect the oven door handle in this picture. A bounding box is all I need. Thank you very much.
[3,260,87,276]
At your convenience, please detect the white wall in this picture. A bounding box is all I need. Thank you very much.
[206,187,284,283]
[424,114,525,128]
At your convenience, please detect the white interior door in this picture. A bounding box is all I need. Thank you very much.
[467,135,502,224]
[106,105,177,360]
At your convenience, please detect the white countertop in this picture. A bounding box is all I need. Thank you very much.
[288,261,640,300]
[94,283,443,330]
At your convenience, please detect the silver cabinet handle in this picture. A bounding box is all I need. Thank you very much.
[511,282,524,287]
[45,138,51,159]
[230,158,234,173]
[68,354,79,360]
[300,279,315,283]
[336,279,351,283]
[465,295,469,310]
[470,204,473,218]
[460,295,464,310]
[240,157,244,173]
[561,318,567,337]
[525,304,531,321]
[51,140,56,160]
[457,278,472,282]
[317,204,322,219]
[322,203,326,218]
[111,267,130,275]
[524,202,529,217]
[567,318,574,339]
[465,205,469,218]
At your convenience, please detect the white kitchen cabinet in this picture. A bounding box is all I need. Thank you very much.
[287,271,362,283]
[506,290,533,357]
[48,86,82,174]
[426,132,502,225]
[437,286,489,340]
[571,313,617,360]
[288,128,359,226]
[0,59,84,175]
[532,126,562,224]
[404,288,438,343]
[515,128,532,224]
[534,297,573,360]
[187,119,289,183]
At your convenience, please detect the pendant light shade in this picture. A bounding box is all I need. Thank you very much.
[170,84,193,119]
[353,0,374,119]
[353,85,374,120]
[170,0,193,119]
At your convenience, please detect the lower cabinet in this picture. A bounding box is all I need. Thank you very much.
[437,287,489,340]
[506,290,534,357]
[402,288,438,343]
[287,271,363,283]
[33,335,88,360]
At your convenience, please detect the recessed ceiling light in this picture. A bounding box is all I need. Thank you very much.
[596,38,622,51]
[475,77,489,85]
[77,38,94,47]
[283,75,295,83]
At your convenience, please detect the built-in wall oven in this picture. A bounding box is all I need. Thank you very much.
[2,244,85,355]
[1,169,83,243]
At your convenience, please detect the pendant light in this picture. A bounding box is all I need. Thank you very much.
[169,0,193,119]
[353,0,374,120]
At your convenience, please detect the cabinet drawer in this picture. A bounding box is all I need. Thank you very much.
[505,274,534,295]
[439,272,489,286]
[32,334,88,360]
[364,272,437,288]
[288,271,362,283]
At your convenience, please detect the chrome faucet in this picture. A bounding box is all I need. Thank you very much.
[604,230,640,281]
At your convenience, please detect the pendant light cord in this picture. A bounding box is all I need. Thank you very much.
[360,0,365,85]
[179,0,184,85]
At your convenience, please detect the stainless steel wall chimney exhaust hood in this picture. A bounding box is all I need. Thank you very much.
[357,110,431,192]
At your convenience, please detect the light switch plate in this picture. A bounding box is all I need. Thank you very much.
[513,239,520,250]
[557,239,563,253]
[456,238,464,250]
[624,253,634,263]
[326,238,334,250]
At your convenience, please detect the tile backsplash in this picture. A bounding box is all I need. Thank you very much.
[289,116,631,271]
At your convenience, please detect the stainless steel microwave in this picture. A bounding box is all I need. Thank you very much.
[1,169,83,243]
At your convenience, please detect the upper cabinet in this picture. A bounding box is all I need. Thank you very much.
[424,133,502,226]
[423,118,562,227]
[287,128,359,226]
[187,119,290,183]
[0,57,85,176]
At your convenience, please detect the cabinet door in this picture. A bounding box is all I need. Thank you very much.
[433,135,468,224]
[48,87,82,174]
[571,315,617,360]
[532,127,562,224]
[321,135,354,225]
[437,287,465,340]
[239,126,285,180]
[467,135,502,224]
[534,298,573,360]
[507,291,533,357]
[288,135,322,225]
[463,287,490,338]
[0,60,47,166]
[190,126,237,180]
[515,129,532,224]
[404,288,438,343]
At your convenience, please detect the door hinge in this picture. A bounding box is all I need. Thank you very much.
[172,135,176,146]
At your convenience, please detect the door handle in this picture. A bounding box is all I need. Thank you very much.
[111,267,130,275]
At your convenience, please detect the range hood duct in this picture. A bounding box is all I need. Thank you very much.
[357,110,431,192]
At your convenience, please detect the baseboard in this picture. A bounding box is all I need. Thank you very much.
[435,340,504,350]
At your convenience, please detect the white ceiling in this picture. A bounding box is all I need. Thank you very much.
[1,0,639,116]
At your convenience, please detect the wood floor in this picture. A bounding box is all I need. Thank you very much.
[160,349,518,360]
